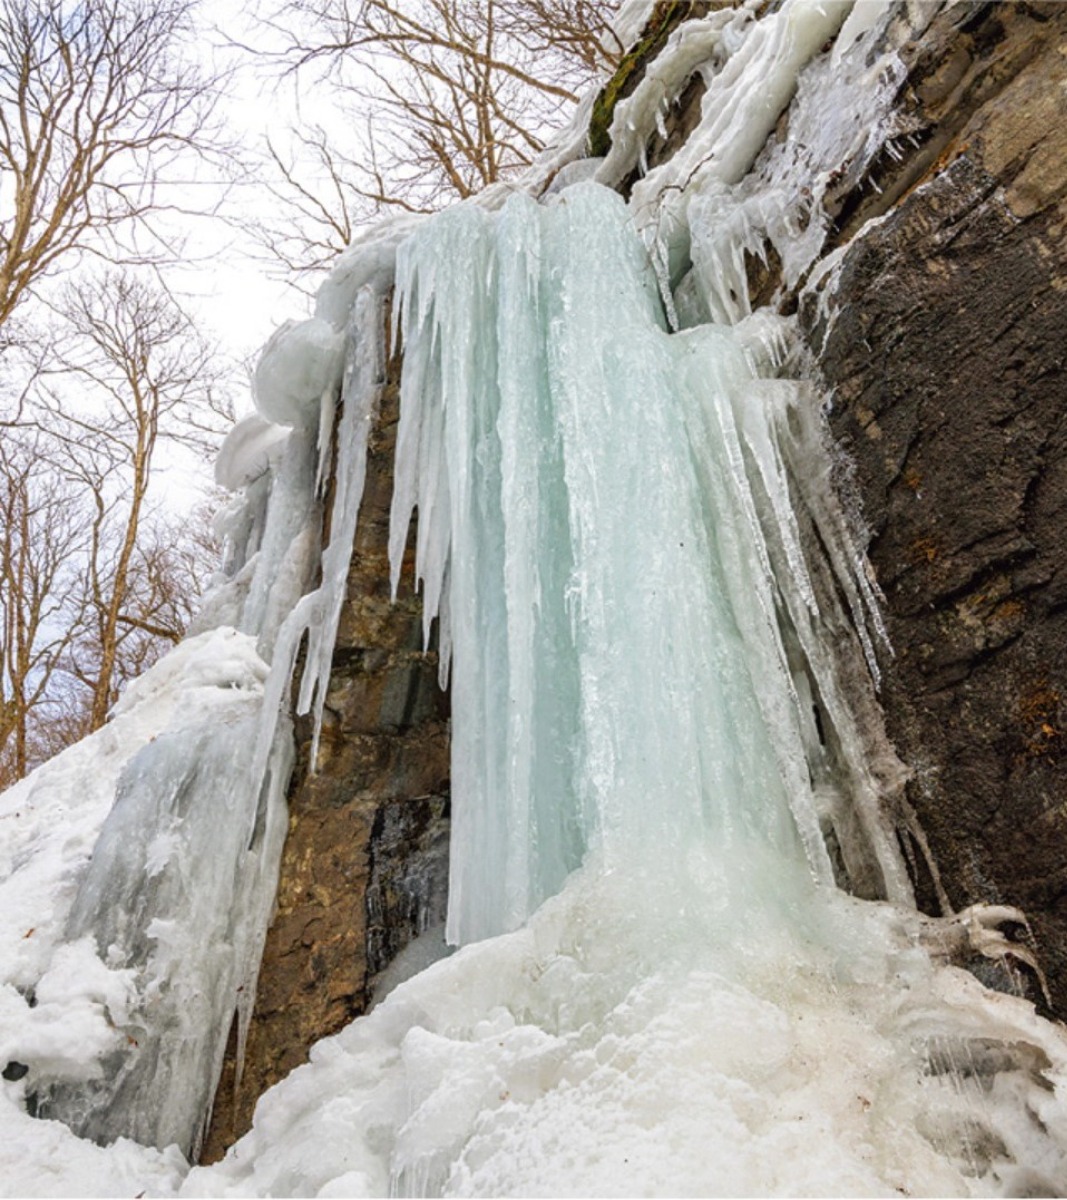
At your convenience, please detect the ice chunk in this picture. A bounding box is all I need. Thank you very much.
[0,628,283,1163]
[34,707,293,1160]
[214,414,290,491]
[252,317,344,427]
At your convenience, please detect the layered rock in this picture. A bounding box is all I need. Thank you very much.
[203,346,450,1160]
[803,0,1067,1010]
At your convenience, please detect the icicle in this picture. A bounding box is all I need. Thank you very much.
[245,284,387,793]
[392,185,858,945]
[246,588,320,842]
[237,427,320,658]
[296,286,385,766]
[597,6,741,191]
[646,229,680,332]
[315,384,336,495]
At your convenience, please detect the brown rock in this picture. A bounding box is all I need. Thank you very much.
[201,336,451,1162]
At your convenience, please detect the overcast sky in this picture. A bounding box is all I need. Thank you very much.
[181,3,316,368]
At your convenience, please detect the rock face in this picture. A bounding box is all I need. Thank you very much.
[801,1,1067,1011]
[202,344,451,1161]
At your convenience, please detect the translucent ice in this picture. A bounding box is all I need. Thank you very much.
[388,183,925,948]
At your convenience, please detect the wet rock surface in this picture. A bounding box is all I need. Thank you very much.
[804,3,1067,1011]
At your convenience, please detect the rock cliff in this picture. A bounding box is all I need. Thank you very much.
[805,0,1067,1009]
[204,341,451,1160]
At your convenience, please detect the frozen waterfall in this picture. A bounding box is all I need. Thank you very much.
[184,182,1067,1200]
[3,1,1067,1196]
[389,183,888,946]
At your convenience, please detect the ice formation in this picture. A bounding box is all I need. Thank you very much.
[0,630,277,1184]
[184,172,1067,1200]
[388,184,906,947]
[4,0,1067,1196]
[0,244,393,1167]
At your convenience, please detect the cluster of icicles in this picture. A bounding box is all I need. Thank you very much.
[188,178,1067,1200]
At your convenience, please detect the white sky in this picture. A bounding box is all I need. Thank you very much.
[137,1,346,502]
[182,2,318,364]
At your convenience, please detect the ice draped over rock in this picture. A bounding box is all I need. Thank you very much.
[188,180,1067,1196]
[0,253,393,1164]
[389,184,875,944]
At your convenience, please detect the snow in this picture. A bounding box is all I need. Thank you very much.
[313,216,424,330]
[183,855,1067,1198]
[214,415,290,491]
[252,317,345,428]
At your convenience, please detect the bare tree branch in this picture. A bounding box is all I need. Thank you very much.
[247,0,620,282]
[0,0,229,327]
[32,270,230,734]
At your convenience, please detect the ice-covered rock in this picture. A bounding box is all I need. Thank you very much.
[252,317,344,427]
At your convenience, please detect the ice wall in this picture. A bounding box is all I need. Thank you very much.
[185,180,1067,1200]
[390,184,849,945]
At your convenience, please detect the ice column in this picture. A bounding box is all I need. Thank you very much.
[391,183,846,946]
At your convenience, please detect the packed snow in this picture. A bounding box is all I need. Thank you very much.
[0,630,271,1191]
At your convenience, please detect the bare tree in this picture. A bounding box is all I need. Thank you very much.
[39,271,231,731]
[0,473,221,788]
[0,0,235,781]
[248,0,621,281]
[0,437,88,783]
[0,0,225,328]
